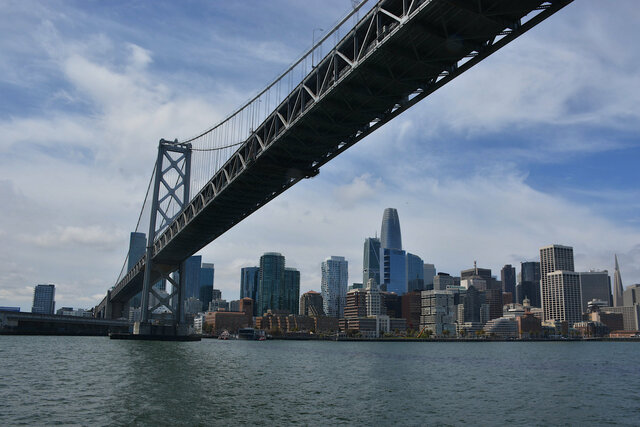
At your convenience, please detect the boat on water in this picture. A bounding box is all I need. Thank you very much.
[238,328,266,340]
[218,330,231,340]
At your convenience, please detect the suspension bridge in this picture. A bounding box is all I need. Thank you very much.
[94,0,573,336]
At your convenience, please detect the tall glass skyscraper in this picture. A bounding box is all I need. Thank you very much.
[199,263,215,312]
[517,261,541,306]
[127,232,146,271]
[32,284,55,314]
[380,208,402,250]
[240,266,260,301]
[284,268,300,315]
[258,252,285,316]
[321,256,348,317]
[406,252,424,292]
[380,208,407,295]
[363,237,381,286]
[501,264,516,295]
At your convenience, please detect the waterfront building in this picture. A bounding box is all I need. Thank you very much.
[258,252,285,316]
[401,291,422,330]
[434,273,454,291]
[517,261,541,307]
[420,290,456,336]
[601,305,640,331]
[516,311,542,338]
[623,284,640,306]
[483,317,518,338]
[344,288,367,319]
[204,310,252,336]
[300,291,324,316]
[381,292,402,318]
[32,284,55,315]
[406,253,425,292]
[363,237,381,287]
[540,244,581,325]
[56,307,91,317]
[501,265,516,295]
[423,263,436,289]
[613,255,624,306]
[321,256,348,318]
[579,271,611,313]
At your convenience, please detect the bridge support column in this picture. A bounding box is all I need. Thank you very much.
[137,139,192,336]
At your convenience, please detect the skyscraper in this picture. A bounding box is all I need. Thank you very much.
[199,263,215,313]
[32,284,55,314]
[380,208,402,250]
[283,267,300,315]
[423,263,436,290]
[240,266,260,303]
[300,291,324,316]
[258,252,285,316]
[613,254,624,307]
[517,261,541,307]
[321,256,348,318]
[406,253,425,292]
[183,255,203,300]
[540,244,581,325]
[501,264,516,295]
[579,270,611,313]
[363,237,381,286]
[127,232,146,271]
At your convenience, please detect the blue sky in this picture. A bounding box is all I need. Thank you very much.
[1,0,639,311]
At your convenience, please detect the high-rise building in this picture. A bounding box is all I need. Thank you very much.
[579,271,611,313]
[379,208,407,295]
[363,237,381,286]
[401,291,422,330]
[300,291,324,316]
[127,232,146,271]
[258,252,285,316]
[434,273,454,291]
[321,256,348,318]
[183,255,202,300]
[199,263,215,313]
[380,208,402,250]
[517,261,541,307]
[406,253,424,292]
[344,288,367,319]
[613,254,624,307]
[420,290,456,336]
[461,266,492,281]
[540,244,581,325]
[623,284,640,306]
[32,284,55,314]
[423,263,436,290]
[365,279,381,317]
[501,265,516,295]
[241,266,260,315]
[283,268,300,315]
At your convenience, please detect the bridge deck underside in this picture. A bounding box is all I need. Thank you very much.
[108,0,570,306]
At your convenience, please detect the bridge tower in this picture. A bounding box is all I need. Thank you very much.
[136,139,192,336]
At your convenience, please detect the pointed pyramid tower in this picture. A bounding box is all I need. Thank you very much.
[613,254,624,306]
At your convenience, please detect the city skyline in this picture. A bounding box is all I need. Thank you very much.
[1,1,640,311]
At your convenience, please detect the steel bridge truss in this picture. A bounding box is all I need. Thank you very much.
[139,140,192,329]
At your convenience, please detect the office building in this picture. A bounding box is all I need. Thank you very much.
[127,232,146,271]
[434,273,455,291]
[601,305,640,331]
[258,252,285,316]
[300,291,324,316]
[380,208,402,250]
[321,256,348,318]
[423,263,436,289]
[363,237,381,286]
[613,255,624,306]
[406,253,425,292]
[240,266,259,316]
[344,288,367,319]
[401,291,422,330]
[501,265,516,295]
[32,284,55,314]
[283,268,300,315]
[381,292,402,318]
[483,317,518,338]
[579,271,611,313]
[365,279,382,317]
[461,266,492,281]
[623,284,640,306]
[420,290,455,336]
[199,263,215,313]
[517,261,541,307]
[540,244,581,325]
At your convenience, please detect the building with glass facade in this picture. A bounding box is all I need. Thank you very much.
[258,252,285,316]
[321,256,348,318]
[32,284,55,314]
[406,252,424,292]
[579,270,611,313]
[517,261,541,307]
[284,268,300,315]
[363,237,381,286]
[380,208,402,250]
